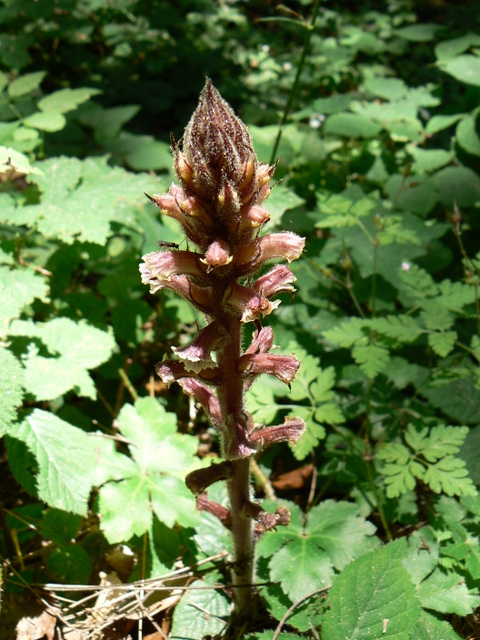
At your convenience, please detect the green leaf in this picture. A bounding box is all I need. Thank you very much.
[8,409,99,515]
[322,539,421,640]
[425,114,464,135]
[0,266,49,337]
[265,185,305,228]
[441,54,480,87]
[421,378,480,424]
[433,165,480,208]
[352,342,390,379]
[8,71,46,97]
[363,77,408,101]
[410,611,462,640]
[428,331,457,357]
[170,573,230,638]
[98,398,200,542]
[106,132,173,171]
[416,568,479,615]
[23,111,67,132]
[324,113,382,138]
[456,112,480,156]
[370,315,422,343]
[0,146,37,175]
[0,347,24,437]
[406,145,454,173]
[10,318,116,401]
[435,33,480,62]
[395,24,441,41]
[47,543,91,584]
[423,456,476,497]
[11,156,160,245]
[41,508,82,544]
[77,104,140,143]
[38,87,102,114]
[259,500,377,602]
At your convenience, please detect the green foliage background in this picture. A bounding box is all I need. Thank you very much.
[1,0,480,638]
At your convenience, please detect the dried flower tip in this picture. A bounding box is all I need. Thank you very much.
[247,206,270,228]
[186,462,233,495]
[156,360,219,385]
[178,378,222,428]
[237,353,300,385]
[223,283,280,323]
[245,326,275,356]
[172,321,228,372]
[196,493,232,528]
[200,239,233,270]
[253,265,296,299]
[250,417,306,446]
[139,269,212,313]
[141,250,205,282]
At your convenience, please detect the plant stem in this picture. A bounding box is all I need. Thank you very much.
[217,315,255,617]
[269,0,322,165]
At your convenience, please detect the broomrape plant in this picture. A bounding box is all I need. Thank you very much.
[140,79,305,624]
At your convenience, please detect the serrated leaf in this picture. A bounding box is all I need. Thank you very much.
[428,331,457,357]
[409,611,462,640]
[0,347,24,436]
[323,317,366,348]
[12,156,160,245]
[170,573,229,638]
[370,315,422,342]
[423,456,476,497]
[413,425,468,461]
[322,539,421,640]
[10,318,116,401]
[416,568,479,615]
[0,266,49,337]
[8,409,98,515]
[352,342,390,378]
[269,540,334,602]
[98,399,199,542]
[47,543,91,584]
[261,500,377,602]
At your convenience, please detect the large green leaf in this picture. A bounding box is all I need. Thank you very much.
[7,410,99,515]
[170,573,230,638]
[0,265,49,337]
[441,55,480,87]
[10,318,116,401]
[322,539,421,640]
[1,156,162,245]
[257,500,377,602]
[97,398,200,542]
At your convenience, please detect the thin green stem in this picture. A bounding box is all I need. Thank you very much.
[269,0,322,165]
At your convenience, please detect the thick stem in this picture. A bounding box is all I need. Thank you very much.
[217,315,256,618]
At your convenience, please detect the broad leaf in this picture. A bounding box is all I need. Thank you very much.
[322,539,421,640]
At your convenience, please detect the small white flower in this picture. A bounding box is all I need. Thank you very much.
[309,113,325,129]
[283,62,292,71]
[260,44,270,53]
[401,261,410,271]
